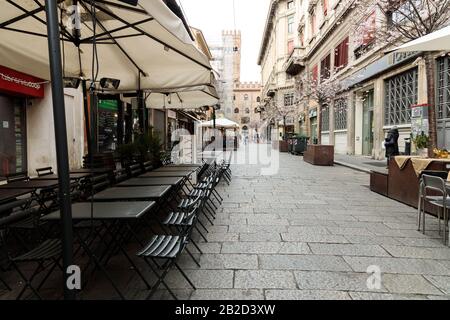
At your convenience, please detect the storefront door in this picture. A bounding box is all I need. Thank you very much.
[0,94,26,177]
[362,90,374,156]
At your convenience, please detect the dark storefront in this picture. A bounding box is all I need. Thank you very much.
[0,66,44,178]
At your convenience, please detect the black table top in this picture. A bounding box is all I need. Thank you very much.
[71,168,113,174]
[43,201,156,221]
[0,189,32,204]
[155,167,199,172]
[117,177,183,187]
[166,163,203,168]
[32,173,92,181]
[0,180,59,190]
[139,171,193,178]
[91,186,171,201]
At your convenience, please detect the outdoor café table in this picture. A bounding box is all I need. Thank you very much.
[117,177,183,187]
[0,189,32,205]
[43,201,156,300]
[0,180,60,210]
[32,173,92,181]
[139,170,196,189]
[117,177,185,206]
[90,185,173,230]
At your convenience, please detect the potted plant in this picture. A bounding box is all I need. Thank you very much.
[412,132,429,157]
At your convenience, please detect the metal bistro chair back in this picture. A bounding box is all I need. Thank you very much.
[36,167,54,177]
[6,172,29,183]
[128,163,143,177]
[141,161,153,173]
[0,208,62,299]
[420,174,449,244]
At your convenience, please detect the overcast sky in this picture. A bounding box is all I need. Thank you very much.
[179,0,271,83]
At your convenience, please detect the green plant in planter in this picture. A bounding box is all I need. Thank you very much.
[413,132,429,150]
[117,143,137,165]
[134,127,164,166]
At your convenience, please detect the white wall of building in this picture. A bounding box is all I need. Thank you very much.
[26,84,85,176]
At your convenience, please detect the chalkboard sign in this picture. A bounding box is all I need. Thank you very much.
[98,100,118,152]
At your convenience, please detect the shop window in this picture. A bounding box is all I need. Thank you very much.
[334,37,349,70]
[321,105,330,132]
[284,93,294,106]
[320,54,331,82]
[384,68,418,126]
[437,56,450,119]
[0,95,26,178]
[334,98,348,130]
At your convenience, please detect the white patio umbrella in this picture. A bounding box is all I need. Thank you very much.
[200,118,240,129]
[0,0,214,90]
[394,25,450,52]
[145,84,219,109]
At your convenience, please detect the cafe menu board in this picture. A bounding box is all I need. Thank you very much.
[98,100,118,152]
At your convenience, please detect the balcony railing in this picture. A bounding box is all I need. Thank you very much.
[284,47,306,76]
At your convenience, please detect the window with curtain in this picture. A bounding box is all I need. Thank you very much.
[320,54,331,82]
[288,40,294,55]
[323,0,328,16]
[312,64,319,83]
[334,37,349,70]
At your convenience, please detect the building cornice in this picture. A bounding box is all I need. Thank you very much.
[257,0,279,66]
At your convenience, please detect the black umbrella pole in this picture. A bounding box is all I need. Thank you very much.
[44,0,75,300]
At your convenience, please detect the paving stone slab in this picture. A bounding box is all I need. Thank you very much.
[265,290,351,300]
[309,243,390,257]
[259,255,352,271]
[234,271,297,289]
[294,271,388,292]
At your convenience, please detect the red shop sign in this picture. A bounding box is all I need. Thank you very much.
[0,65,45,98]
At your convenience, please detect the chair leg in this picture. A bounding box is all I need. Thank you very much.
[417,185,422,231]
[422,198,426,235]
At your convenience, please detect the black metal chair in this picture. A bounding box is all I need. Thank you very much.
[0,209,62,299]
[137,194,202,300]
[5,172,29,183]
[113,168,129,184]
[36,167,54,177]
[128,163,143,177]
[141,161,153,173]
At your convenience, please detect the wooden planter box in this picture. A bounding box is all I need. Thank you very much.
[303,145,334,166]
[279,140,289,153]
[370,170,389,197]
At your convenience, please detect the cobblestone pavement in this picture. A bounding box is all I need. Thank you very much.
[156,143,450,300]
[3,143,450,300]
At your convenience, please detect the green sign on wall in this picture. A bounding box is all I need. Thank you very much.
[98,99,118,111]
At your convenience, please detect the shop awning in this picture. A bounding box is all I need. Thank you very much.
[145,84,219,109]
[0,0,214,91]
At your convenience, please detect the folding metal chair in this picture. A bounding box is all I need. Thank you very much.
[137,194,203,300]
[5,172,29,183]
[0,209,62,299]
[419,174,450,245]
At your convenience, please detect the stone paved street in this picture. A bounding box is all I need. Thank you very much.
[157,143,450,300]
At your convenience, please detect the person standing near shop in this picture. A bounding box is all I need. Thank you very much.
[385,126,400,168]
